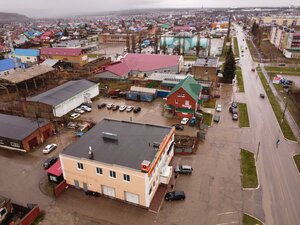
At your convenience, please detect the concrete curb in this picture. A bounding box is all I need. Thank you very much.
[243,213,265,225]
[292,154,300,176]
[242,154,260,191]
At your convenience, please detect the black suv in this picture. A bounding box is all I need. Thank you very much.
[133,107,141,113]
[229,106,238,114]
[172,124,184,131]
[43,157,58,169]
[165,191,186,201]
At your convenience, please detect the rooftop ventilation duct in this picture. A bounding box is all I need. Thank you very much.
[102,132,118,141]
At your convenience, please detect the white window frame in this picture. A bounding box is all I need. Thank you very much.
[123,174,130,182]
[109,170,116,178]
[77,162,84,170]
[96,167,103,175]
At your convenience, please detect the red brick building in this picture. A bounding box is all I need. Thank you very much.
[0,114,54,152]
[166,76,202,118]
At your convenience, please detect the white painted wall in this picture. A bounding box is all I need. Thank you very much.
[15,55,38,63]
[53,85,99,117]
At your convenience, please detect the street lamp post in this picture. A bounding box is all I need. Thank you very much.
[281,97,288,124]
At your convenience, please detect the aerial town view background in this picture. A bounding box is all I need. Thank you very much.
[0,1,299,225]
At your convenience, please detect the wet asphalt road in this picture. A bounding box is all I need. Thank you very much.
[235,24,300,225]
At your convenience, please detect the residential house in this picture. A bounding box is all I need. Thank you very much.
[14,48,40,65]
[0,59,16,76]
[60,119,175,207]
[192,57,219,82]
[166,76,202,118]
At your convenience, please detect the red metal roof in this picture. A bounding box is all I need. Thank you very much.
[41,47,84,56]
[104,53,181,77]
[47,159,62,176]
[105,61,130,77]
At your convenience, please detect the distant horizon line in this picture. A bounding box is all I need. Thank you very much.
[1,5,298,19]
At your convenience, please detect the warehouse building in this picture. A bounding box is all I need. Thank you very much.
[26,79,99,118]
[60,119,175,207]
[96,53,183,80]
[0,113,54,152]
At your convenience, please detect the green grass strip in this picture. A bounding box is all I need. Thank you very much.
[243,214,263,225]
[240,149,258,188]
[202,112,213,126]
[233,37,240,57]
[293,155,300,174]
[236,69,245,92]
[239,103,249,127]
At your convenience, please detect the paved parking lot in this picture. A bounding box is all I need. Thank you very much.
[1,84,243,225]
[43,85,243,225]
[80,97,198,137]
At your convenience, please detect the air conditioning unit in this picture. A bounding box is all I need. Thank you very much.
[141,160,151,173]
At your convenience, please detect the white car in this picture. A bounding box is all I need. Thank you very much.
[181,118,189,125]
[119,105,127,111]
[74,108,85,114]
[216,104,222,112]
[81,105,92,112]
[70,113,80,119]
[126,106,134,112]
[107,104,113,109]
[43,144,57,154]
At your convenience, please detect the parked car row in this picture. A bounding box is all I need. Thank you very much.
[229,101,239,121]
[98,103,141,113]
[70,103,92,120]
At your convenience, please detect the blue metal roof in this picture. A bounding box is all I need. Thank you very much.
[0,59,15,72]
[14,48,40,57]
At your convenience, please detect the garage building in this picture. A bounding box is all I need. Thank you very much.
[27,79,99,118]
[0,113,54,152]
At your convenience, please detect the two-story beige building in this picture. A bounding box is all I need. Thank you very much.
[60,119,175,207]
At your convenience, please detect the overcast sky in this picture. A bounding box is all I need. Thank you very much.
[2,0,299,17]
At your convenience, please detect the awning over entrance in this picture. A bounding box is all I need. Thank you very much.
[47,160,62,176]
[165,105,175,110]
[175,108,194,114]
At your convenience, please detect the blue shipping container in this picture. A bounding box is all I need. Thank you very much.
[140,93,155,102]
[126,92,138,101]
[157,90,170,98]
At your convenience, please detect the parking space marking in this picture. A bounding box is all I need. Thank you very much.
[217,211,238,216]
[216,221,239,225]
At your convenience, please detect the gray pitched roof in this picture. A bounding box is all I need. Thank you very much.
[0,114,49,140]
[61,119,172,170]
[28,79,97,106]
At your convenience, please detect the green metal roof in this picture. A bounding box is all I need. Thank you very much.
[167,76,202,101]
[175,108,194,113]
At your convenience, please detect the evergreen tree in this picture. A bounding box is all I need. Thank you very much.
[63,28,69,37]
[222,45,236,83]
[131,35,136,53]
[126,33,130,53]
[196,33,201,56]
